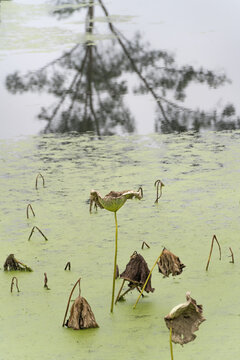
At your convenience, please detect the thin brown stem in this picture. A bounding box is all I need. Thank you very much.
[44,272,50,290]
[229,247,234,263]
[14,258,33,272]
[141,241,150,249]
[26,204,35,219]
[11,277,20,293]
[154,179,164,203]
[62,278,81,327]
[64,262,71,270]
[117,286,134,301]
[115,279,125,304]
[28,226,48,241]
[35,173,45,190]
[205,234,221,271]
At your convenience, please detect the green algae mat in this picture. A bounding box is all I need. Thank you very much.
[1,131,240,359]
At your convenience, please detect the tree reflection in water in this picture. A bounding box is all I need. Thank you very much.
[5,0,240,135]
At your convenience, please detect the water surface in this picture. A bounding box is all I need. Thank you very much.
[0,131,240,359]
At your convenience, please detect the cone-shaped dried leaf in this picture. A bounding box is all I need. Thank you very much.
[164,292,205,345]
[90,188,143,213]
[158,248,185,277]
[66,296,99,330]
[3,254,32,272]
[120,252,155,293]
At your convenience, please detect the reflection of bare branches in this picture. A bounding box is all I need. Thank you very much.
[46,48,89,131]
[36,44,80,74]
[98,0,170,125]
[86,4,100,137]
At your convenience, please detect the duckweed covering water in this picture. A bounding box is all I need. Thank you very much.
[1,131,240,359]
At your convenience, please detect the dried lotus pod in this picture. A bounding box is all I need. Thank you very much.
[158,248,185,277]
[164,292,206,345]
[66,296,99,330]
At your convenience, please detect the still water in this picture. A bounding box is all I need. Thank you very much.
[0,131,240,359]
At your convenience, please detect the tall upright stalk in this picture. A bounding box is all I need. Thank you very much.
[110,211,118,313]
[170,327,174,360]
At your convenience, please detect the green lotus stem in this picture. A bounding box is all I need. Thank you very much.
[110,211,118,313]
[133,252,162,309]
[170,327,174,360]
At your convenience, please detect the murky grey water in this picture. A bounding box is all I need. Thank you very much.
[1,131,240,359]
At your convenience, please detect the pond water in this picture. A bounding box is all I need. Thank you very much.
[1,0,240,137]
[1,131,240,359]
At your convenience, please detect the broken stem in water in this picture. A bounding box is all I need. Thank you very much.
[110,211,118,313]
[11,277,20,293]
[26,204,35,219]
[133,252,162,309]
[62,278,81,327]
[205,234,221,271]
[141,241,150,249]
[35,173,45,190]
[28,226,48,241]
[44,273,50,290]
[64,262,71,270]
[229,247,234,263]
[154,179,164,203]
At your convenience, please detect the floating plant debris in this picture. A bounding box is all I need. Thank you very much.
[63,278,98,330]
[4,254,33,272]
[164,292,206,345]
[89,188,143,313]
[116,252,154,303]
[157,248,185,277]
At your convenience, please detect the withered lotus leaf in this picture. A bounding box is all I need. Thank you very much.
[120,251,155,293]
[89,188,143,213]
[158,248,185,277]
[66,296,99,330]
[3,254,32,272]
[164,292,205,345]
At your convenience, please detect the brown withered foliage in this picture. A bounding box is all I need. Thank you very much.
[164,292,206,345]
[157,248,185,277]
[65,296,99,330]
[4,254,32,272]
[120,251,155,293]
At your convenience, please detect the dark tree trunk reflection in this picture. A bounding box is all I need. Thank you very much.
[5,0,240,135]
